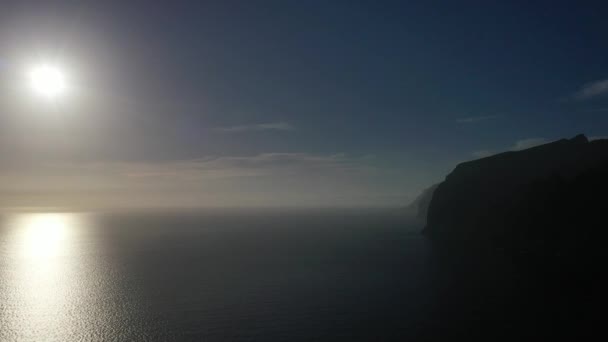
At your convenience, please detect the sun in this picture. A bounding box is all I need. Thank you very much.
[28,64,67,99]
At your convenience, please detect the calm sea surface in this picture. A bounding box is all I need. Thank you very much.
[0,209,532,341]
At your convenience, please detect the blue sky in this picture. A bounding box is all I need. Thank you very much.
[1,1,607,208]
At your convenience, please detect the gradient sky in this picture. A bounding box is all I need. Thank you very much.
[1,0,607,209]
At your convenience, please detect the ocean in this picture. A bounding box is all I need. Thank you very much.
[0,209,544,341]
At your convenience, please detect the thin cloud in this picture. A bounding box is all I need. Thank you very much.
[217,122,294,132]
[589,136,608,141]
[121,153,367,180]
[510,138,548,151]
[0,153,404,208]
[471,137,549,160]
[573,79,608,101]
[471,150,494,158]
[456,115,500,123]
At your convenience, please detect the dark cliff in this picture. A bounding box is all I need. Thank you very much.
[421,135,608,340]
[405,183,439,220]
[424,134,608,249]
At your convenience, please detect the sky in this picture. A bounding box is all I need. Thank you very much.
[0,0,607,209]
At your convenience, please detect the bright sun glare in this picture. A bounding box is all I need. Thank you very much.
[28,64,67,99]
[18,214,72,259]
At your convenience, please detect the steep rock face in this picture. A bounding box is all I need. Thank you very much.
[405,183,439,220]
[424,135,608,248]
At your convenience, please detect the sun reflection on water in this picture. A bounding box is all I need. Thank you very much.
[1,213,85,341]
[0,212,156,340]
[17,213,73,259]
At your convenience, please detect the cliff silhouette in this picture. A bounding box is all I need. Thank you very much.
[418,134,607,340]
[424,134,608,251]
[405,183,438,220]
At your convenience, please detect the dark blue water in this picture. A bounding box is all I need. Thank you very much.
[2,209,555,341]
[1,209,448,341]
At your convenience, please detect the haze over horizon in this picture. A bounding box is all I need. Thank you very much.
[1,1,608,209]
